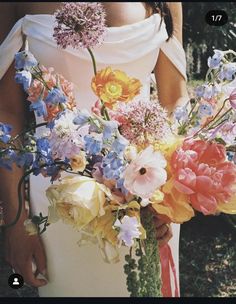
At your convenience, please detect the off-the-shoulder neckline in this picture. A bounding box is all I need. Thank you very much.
[24,13,161,30]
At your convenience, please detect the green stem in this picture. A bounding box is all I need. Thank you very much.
[87,47,110,121]
[192,98,229,138]
[207,108,232,131]
[87,47,97,75]
[10,122,48,144]
[1,160,69,230]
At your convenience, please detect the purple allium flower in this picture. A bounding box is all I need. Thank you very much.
[53,2,107,49]
[15,70,32,91]
[114,215,141,247]
[112,99,171,146]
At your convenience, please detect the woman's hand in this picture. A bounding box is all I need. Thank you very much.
[153,215,173,247]
[4,215,48,287]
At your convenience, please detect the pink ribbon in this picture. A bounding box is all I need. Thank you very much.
[159,243,180,297]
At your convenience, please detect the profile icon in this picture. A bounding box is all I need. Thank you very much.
[8,273,24,289]
[13,277,20,285]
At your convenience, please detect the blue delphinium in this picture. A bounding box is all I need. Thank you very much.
[207,50,224,69]
[219,63,236,81]
[195,84,221,100]
[15,50,38,70]
[45,87,67,105]
[102,120,119,141]
[111,134,129,155]
[30,98,47,117]
[0,123,12,143]
[14,152,34,168]
[15,70,32,91]
[102,152,124,180]
[198,104,213,117]
[84,135,103,155]
[0,149,16,170]
[174,105,189,122]
[73,109,90,126]
[32,138,54,175]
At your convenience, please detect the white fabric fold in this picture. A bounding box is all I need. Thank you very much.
[0,18,23,79]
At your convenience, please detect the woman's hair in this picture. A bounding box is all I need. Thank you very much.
[146,2,173,40]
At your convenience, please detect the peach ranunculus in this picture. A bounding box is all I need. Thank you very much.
[170,139,236,215]
[27,65,76,121]
[123,146,167,199]
[46,176,112,229]
[91,67,142,109]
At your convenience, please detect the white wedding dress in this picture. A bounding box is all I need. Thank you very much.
[0,13,187,297]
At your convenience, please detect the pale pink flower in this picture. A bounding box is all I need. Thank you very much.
[53,2,107,49]
[171,139,236,215]
[229,88,236,109]
[123,146,167,199]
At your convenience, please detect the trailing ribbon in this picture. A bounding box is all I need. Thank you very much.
[159,243,180,297]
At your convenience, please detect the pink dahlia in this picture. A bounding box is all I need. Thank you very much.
[53,2,107,49]
[171,139,236,215]
[123,146,167,199]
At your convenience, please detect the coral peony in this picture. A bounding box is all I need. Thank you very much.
[170,139,236,215]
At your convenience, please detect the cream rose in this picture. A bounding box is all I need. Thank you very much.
[46,176,111,230]
[70,151,87,172]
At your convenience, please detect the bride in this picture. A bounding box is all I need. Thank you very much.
[0,2,189,297]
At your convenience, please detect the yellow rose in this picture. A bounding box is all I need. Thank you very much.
[46,176,112,230]
[91,67,142,109]
[70,151,87,172]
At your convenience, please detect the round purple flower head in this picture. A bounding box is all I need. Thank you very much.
[53,2,107,49]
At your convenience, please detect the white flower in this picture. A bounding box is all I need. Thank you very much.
[114,215,141,247]
[24,219,38,235]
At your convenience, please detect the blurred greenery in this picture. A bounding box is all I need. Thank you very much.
[180,214,236,297]
[183,2,236,79]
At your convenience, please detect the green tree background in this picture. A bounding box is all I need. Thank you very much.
[183,2,236,80]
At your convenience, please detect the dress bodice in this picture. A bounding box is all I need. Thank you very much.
[0,13,187,114]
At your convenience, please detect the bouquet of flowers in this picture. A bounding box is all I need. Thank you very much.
[1,2,236,297]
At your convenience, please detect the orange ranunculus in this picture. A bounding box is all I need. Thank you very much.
[91,67,142,108]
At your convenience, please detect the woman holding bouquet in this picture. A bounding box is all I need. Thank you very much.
[0,2,189,296]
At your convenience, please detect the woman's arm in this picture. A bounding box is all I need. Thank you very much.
[154,2,189,114]
[0,4,47,287]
